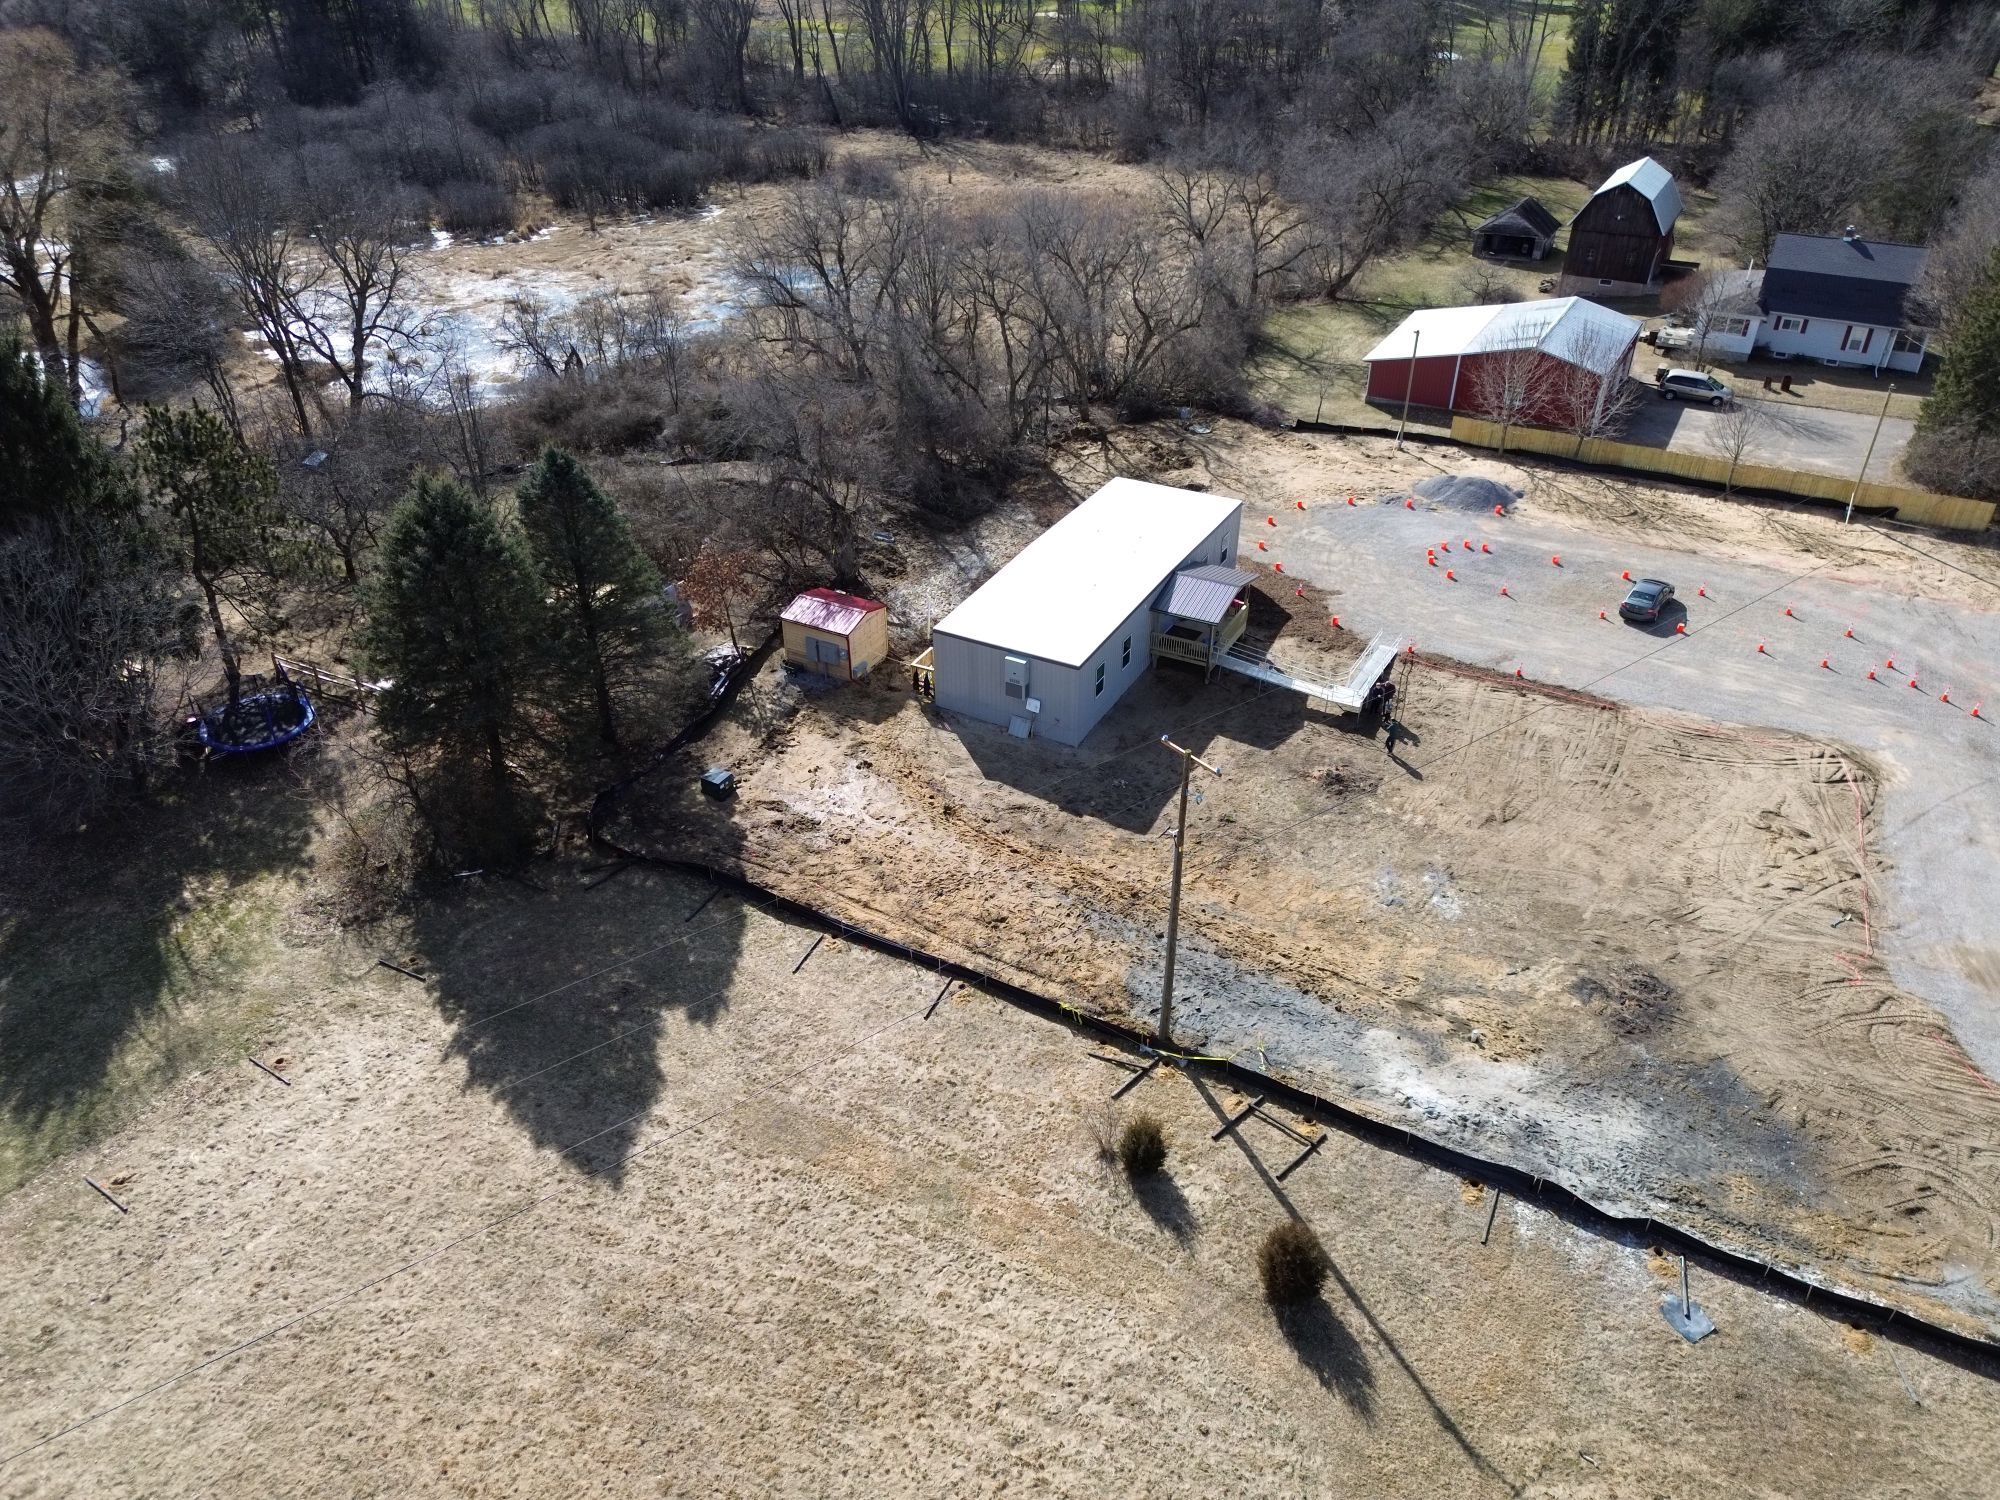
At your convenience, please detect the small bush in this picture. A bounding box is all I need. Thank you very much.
[1258,1220,1332,1305]
[1117,1113,1168,1177]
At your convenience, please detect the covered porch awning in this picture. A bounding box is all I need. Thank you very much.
[1154,564,1255,624]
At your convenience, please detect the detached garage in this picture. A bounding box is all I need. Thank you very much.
[929,478,1243,746]
[1363,296,1640,427]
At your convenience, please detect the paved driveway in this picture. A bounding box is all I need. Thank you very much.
[1274,495,2000,1071]
[1621,389,1913,483]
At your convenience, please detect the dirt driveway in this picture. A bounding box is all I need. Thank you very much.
[1198,430,2000,1077]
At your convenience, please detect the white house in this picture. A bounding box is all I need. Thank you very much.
[1755,231,1930,374]
[929,478,1245,746]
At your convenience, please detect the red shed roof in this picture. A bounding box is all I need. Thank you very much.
[781,587,886,637]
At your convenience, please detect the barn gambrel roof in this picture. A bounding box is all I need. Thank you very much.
[1576,157,1682,236]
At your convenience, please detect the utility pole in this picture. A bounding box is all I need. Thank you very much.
[1846,384,1895,525]
[1156,735,1222,1049]
[1396,327,1421,450]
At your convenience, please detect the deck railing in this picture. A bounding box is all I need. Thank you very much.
[1152,632,1210,667]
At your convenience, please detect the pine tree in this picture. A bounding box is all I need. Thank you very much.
[1922,246,2000,440]
[362,475,545,791]
[136,403,279,707]
[515,448,669,748]
[0,338,136,535]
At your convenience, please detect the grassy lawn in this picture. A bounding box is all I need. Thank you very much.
[0,762,324,1196]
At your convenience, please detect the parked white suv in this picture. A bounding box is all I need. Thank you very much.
[1656,368,1731,406]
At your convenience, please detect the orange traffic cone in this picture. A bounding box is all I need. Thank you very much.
[1698,585,1707,598]
[1909,677,1920,689]
[1551,554,1562,567]
[1498,584,1509,596]
[1404,498,1415,510]
[1492,504,1504,515]
[1445,569,1456,581]
[1821,657,1831,669]
[1844,627,1854,639]
[1867,669,1877,681]
[1514,667,1523,679]
[1621,569,1631,581]
[1258,540,1267,551]
[1941,689,1951,703]
[1329,615,1341,629]
[1972,703,1982,718]
[1674,622,1686,635]
[1273,563,1284,574]
[1347,493,1356,506]
[1784,605,1795,618]
[1598,609,1607,620]
[1267,515,1277,526]
[1886,656,1896,670]
[1294,586,1305,598]
[1480,542,1491,553]
[1296,500,1306,510]
[1757,642,1768,654]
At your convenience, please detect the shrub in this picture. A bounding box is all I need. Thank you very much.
[1258,1220,1331,1305]
[1117,1113,1168,1177]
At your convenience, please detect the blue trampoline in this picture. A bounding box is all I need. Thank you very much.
[195,684,317,755]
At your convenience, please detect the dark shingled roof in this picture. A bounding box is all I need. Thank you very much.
[1475,196,1560,241]
[1154,564,1254,625]
[1759,233,1928,327]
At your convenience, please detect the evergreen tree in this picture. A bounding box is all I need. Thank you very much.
[1922,246,2000,440]
[362,474,544,791]
[136,403,280,707]
[515,448,669,748]
[0,338,136,535]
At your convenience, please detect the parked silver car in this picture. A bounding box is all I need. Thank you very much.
[1656,368,1731,406]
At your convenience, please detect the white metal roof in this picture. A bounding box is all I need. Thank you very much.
[1363,297,1640,376]
[1586,156,1682,235]
[933,477,1242,668]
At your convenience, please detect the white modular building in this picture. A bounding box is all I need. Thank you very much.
[929,478,1245,746]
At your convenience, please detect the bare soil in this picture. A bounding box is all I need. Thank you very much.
[606,427,2000,1343]
[4,869,1997,1497]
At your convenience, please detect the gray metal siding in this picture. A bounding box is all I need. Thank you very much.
[931,503,1243,747]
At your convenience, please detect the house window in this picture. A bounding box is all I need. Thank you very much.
[1094,663,1106,697]
[1121,636,1132,668]
[1842,326,1872,353]
[1892,329,1924,355]
[1774,315,1806,333]
[1719,317,1751,336]
[1220,547,1229,562]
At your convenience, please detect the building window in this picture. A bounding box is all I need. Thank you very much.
[1094,662,1106,697]
[1842,326,1871,353]
[1121,636,1132,668]
[1719,317,1751,336]
[1892,329,1924,355]
[1220,547,1229,562]
[1774,315,1805,333]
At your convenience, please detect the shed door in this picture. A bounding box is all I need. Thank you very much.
[808,635,848,667]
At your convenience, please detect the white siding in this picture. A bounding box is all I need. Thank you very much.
[1756,315,1921,372]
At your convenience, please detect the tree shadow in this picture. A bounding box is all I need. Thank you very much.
[1275,1297,1378,1418]
[1132,1169,1198,1246]
[409,861,751,1188]
[0,748,319,1186]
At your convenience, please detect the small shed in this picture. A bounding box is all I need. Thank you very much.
[780,587,889,681]
[1473,197,1559,261]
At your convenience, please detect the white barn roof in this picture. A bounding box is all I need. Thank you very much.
[1582,156,1682,235]
[934,477,1241,668]
[1363,297,1640,376]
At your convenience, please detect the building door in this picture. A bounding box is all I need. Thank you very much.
[808,635,849,673]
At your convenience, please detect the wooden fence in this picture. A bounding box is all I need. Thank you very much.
[1449,416,1996,533]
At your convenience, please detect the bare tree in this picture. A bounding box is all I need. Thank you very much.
[0,30,131,410]
[1703,396,1771,495]
[284,148,429,410]
[0,512,191,826]
[1548,332,1643,454]
[1462,318,1561,453]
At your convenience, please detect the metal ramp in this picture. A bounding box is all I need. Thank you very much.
[1220,631,1401,711]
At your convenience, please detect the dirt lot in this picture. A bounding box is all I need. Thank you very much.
[606,421,2000,1345]
[5,868,1998,1497]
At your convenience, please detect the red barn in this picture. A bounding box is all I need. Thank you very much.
[1362,297,1641,429]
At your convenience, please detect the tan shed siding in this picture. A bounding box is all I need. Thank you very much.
[849,607,890,677]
